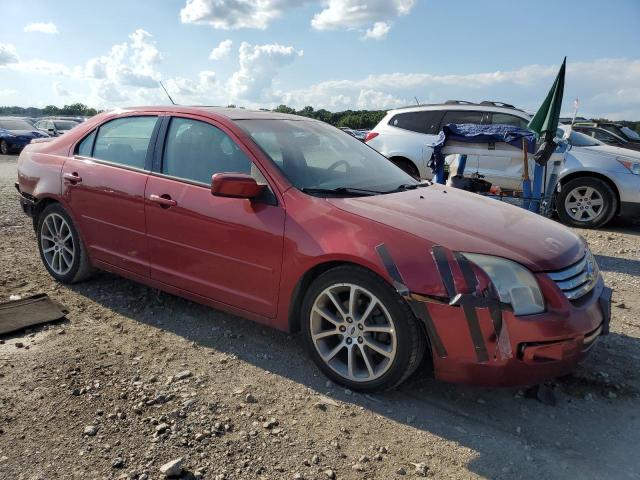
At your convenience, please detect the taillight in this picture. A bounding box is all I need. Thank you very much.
[364,131,379,143]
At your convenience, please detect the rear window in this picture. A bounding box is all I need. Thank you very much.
[0,119,33,130]
[388,111,443,134]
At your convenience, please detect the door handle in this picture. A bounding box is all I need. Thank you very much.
[63,172,82,183]
[149,194,177,207]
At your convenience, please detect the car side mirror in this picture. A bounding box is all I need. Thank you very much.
[211,173,264,199]
[47,128,55,134]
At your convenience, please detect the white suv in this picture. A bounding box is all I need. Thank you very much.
[365,101,640,228]
[365,100,530,181]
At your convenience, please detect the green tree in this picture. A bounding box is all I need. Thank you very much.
[274,104,295,114]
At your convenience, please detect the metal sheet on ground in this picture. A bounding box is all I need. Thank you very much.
[0,294,67,335]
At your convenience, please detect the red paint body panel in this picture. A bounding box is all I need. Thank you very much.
[144,175,284,317]
[62,157,150,276]
[16,106,608,388]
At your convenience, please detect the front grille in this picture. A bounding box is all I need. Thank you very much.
[547,250,600,301]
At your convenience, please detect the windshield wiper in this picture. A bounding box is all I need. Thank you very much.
[387,182,431,192]
[301,187,382,197]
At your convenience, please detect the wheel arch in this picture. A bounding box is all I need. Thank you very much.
[557,170,621,215]
[288,260,364,333]
[286,259,432,352]
[388,155,421,178]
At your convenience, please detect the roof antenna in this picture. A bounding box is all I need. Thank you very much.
[159,81,176,105]
[414,96,420,105]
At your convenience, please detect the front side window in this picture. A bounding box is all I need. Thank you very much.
[54,120,77,131]
[389,111,444,134]
[238,119,417,192]
[490,113,529,129]
[93,116,158,169]
[162,117,254,185]
[441,110,486,127]
[593,130,617,142]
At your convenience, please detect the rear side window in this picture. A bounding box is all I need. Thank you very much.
[388,111,443,134]
[93,116,158,169]
[441,110,486,126]
[162,117,253,184]
[76,131,96,156]
[490,113,529,129]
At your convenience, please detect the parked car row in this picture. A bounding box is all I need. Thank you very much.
[365,101,640,228]
[339,127,369,141]
[16,106,611,391]
[0,116,84,154]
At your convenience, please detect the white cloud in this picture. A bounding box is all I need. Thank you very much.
[10,59,72,76]
[311,0,415,34]
[53,82,70,97]
[228,42,303,101]
[0,88,17,96]
[276,59,640,120]
[0,43,19,65]
[362,21,390,40]
[180,0,308,30]
[209,39,233,60]
[24,22,59,34]
[179,0,411,37]
[84,29,162,90]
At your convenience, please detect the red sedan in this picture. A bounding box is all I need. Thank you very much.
[16,106,611,390]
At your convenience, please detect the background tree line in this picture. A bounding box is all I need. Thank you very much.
[0,103,99,117]
[1,103,638,133]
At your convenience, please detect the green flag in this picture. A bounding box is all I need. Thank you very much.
[528,57,566,141]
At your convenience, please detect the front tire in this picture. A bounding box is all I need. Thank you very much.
[301,266,425,391]
[36,203,95,283]
[0,140,10,155]
[556,177,617,228]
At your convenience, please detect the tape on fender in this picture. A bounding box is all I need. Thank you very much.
[375,244,447,357]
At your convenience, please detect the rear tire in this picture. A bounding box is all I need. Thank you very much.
[556,177,617,229]
[36,203,95,283]
[301,265,426,391]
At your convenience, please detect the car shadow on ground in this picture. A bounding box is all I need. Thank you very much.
[595,254,640,277]
[65,271,640,480]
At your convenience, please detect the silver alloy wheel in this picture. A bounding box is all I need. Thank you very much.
[310,283,397,382]
[564,186,604,222]
[40,213,75,276]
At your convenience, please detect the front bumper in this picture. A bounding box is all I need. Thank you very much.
[425,276,611,387]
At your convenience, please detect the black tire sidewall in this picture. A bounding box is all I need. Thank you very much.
[0,140,9,155]
[557,177,616,228]
[37,204,84,283]
[301,266,423,391]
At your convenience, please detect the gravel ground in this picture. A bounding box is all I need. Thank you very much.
[1,153,639,480]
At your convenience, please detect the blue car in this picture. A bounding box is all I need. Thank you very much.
[0,118,49,155]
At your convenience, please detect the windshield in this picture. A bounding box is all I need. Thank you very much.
[0,119,33,130]
[621,126,640,141]
[54,120,78,130]
[237,119,418,193]
[566,129,603,147]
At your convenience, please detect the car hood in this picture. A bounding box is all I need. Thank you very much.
[578,144,640,161]
[328,184,584,272]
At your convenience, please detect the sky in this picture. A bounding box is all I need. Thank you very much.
[1,0,639,119]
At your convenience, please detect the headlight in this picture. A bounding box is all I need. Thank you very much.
[462,253,545,316]
[617,159,640,175]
